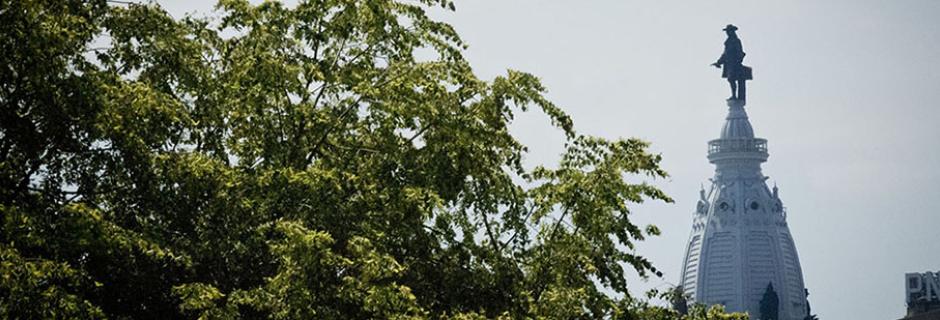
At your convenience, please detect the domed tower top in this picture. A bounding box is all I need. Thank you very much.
[707,100,768,175]
[679,25,811,320]
[680,98,809,320]
[720,100,755,139]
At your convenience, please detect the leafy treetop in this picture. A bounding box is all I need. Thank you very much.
[0,0,746,319]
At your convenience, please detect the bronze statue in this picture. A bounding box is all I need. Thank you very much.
[711,24,752,101]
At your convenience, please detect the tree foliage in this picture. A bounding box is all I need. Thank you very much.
[0,0,747,318]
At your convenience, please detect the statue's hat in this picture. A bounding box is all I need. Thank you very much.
[723,24,738,32]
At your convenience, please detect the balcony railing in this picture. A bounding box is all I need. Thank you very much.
[708,138,768,155]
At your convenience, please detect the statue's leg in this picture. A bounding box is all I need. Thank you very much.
[728,79,737,99]
[738,80,746,101]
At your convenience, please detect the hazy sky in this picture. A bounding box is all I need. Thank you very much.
[158,1,940,319]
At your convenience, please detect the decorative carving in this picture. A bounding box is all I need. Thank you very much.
[697,184,710,215]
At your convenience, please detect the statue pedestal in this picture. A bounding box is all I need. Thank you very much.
[727,98,746,108]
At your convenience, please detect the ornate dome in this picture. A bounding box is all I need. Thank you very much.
[719,99,755,139]
[680,99,809,320]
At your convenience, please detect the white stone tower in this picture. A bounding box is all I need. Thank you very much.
[679,99,809,319]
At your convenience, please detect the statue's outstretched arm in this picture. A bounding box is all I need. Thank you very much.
[713,52,726,66]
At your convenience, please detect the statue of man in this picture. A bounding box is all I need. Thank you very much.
[711,24,752,101]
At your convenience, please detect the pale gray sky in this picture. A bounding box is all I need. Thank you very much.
[159,1,940,319]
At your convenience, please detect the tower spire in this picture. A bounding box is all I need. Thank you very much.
[679,97,808,319]
[680,27,809,319]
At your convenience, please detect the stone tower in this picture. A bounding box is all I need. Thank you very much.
[679,99,809,320]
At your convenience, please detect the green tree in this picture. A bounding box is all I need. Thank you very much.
[0,0,748,318]
[669,286,690,315]
[621,291,749,320]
